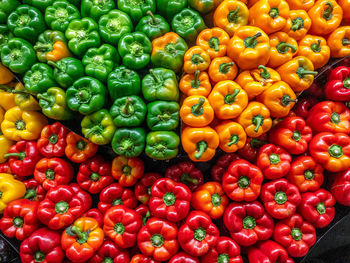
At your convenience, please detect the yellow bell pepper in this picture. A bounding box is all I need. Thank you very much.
[0,64,14,85]
[0,174,26,213]
[0,89,16,111]
[0,106,4,125]
[13,83,41,111]
[0,133,15,164]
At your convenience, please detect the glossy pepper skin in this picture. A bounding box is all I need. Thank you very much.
[180,96,214,127]
[111,127,146,157]
[183,46,211,74]
[0,25,14,52]
[215,121,246,153]
[273,214,316,257]
[180,71,212,97]
[145,131,180,160]
[297,35,330,69]
[50,57,84,89]
[67,183,92,214]
[45,0,80,32]
[327,26,350,58]
[23,179,46,202]
[247,240,294,263]
[82,208,104,227]
[325,66,350,102]
[111,156,144,187]
[156,0,187,21]
[88,239,129,263]
[261,179,301,219]
[169,252,199,263]
[13,82,41,111]
[267,32,297,68]
[0,134,14,164]
[23,63,57,94]
[201,236,242,263]
[0,0,19,24]
[331,168,350,206]
[0,174,26,213]
[208,56,238,82]
[65,132,98,163]
[110,96,146,127]
[135,173,161,204]
[211,153,240,182]
[283,9,311,41]
[130,254,159,263]
[118,0,155,23]
[136,11,170,41]
[81,0,115,21]
[147,101,179,131]
[38,122,69,158]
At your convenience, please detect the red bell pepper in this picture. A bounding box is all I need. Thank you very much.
[261,179,301,219]
[37,122,69,157]
[237,134,268,163]
[211,153,241,182]
[178,211,219,257]
[306,82,324,98]
[287,156,324,192]
[293,97,318,119]
[34,157,74,191]
[247,240,294,263]
[201,236,242,263]
[0,199,40,240]
[20,227,65,263]
[98,183,137,214]
[82,208,104,227]
[135,204,151,226]
[130,254,159,263]
[306,101,350,133]
[256,144,291,180]
[37,185,87,230]
[112,156,144,187]
[88,239,130,263]
[77,156,114,194]
[222,159,263,202]
[168,252,199,263]
[269,117,312,155]
[325,66,350,101]
[149,178,191,222]
[138,217,179,261]
[309,132,350,172]
[331,168,350,206]
[5,140,41,177]
[223,201,274,246]
[299,189,336,228]
[165,161,204,191]
[134,173,162,204]
[273,214,316,258]
[0,162,11,173]
[23,178,46,202]
[69,183,92,213]
[103,205,142,248]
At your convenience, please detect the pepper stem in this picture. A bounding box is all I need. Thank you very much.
[55,201,69,214]
[291,228,302,241]
[218,254,230,263]
[211,193,222,207]
[243,216,256,230]
[238,176,250,189]
[219,62,234,74]
[281,94,297,106]
[163,192,176,206]
[276,42,297,54]
[244,32,262,48]
[331,112,340,124]
[13,217,23,228]
[304,170,315,180]
[269,153,280,164]
[15,120,26,131]
[24,189,37,200]
[33,251,45,262]
[37,94,53,105]
[122,165,132,175]
[150,69,162,83]
[311,40,322,53]
[227,6,240,23]
[292,130,301,141]
[228,135,239,146]
[49,134,58,144]
[71,226,88,244]
[191,97,205,116]
[291,17,304,31]
[122,97,133,115]
[194,228,206,241]
[191,54,204,65]
[4,152,26,160]
[269,7,279,18]
[103,257,113,263]
[47,61,61,71]
[343,38,350,45]
[76,140,87,151]
[296,67,318,78]
[112,199,123,206]
[143,211,151,225]
[181,173,198,185]
[209,37,220,52]
[114,223,125,235]
[323,1,334,21]
[151,234,164,247]
[317,202,326,215]
[224,89,240,104]
[192,70,200,89]
[328,144,343,158]
[258,65,271,79]
[194,141,208,160]
[252,115,264,133]
[274,191,287,205]
[45,169,55,180]
[343,78,350,89]
[147,11,157,25]
[90,172,100,182]
[85,126,103,138]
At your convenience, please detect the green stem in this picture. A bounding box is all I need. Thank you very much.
[90,172,100,182]
[147,11,157,25]
[114,223,125,235]
[269,153,280,164]
[163,192,176,206]
[328,144,343,158]
[304,170,315,180]
[276,42,297,54]
[4,152,26,160]
[343,78,350,89]
[192,70,201,89]
[296,67,318,79]
[331,112,340,124]
[209,37,220,52]
[191,54,204,65]
[243,216,256,230]
[191,97,205,116]
[224,89,240,104]
[274,191,287,205]
[122,165,131,175]
[33,251,45,262]
[211,193,222,207]
[227,134,239,146]
[76,140,86,151]
[238,176,250,189]
[227,6,240,23]
[218,254,230,263]
[194,228,206,241]
[102,257,113,263]
[71,226,88,244]
[150,69,162,83]
[219,62,234,74]
[194,141,208,160]
[311,40,322,53]
[317,202,326,215]
[15,120,26,131]
[47,61,61,72]
[252,115,264,133]
[112,199,123,206]
[55,201,69,214]
[291,228,302,241]
[281,94,297,106]
[323,1,333,21]
[122,97,133,115]
[291,17,304,31]
[292,130,301,141]
[269,7,279,18]
[181,173,198,185]
[24,189,37,200]
[45,169,55,180]
[259,65,271,79]
[244,32,262,48]
[49,134,58,144]
[85,126,103,138]
[342,38,350,45]
[13,217,23,228]
[151,234,164,247]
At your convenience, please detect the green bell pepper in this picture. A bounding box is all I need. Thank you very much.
[156,0,187,21]
[112,127,146,157]
[118,32,152,70]
[0,25,14,49]
[107,66,141,101]
[45,0,80,32]
[171,8,206,45]
[146,101,179,130]
[81,108,116,145]
[98,9,133,46]
[66,76,106,115]
[23,0,54,13]
[48,57,84,89]
[135,11,170,41]
[34,30,68,63]
[117,0,155,23]
[0,0,19,24]
[23,63,57,94]
[38,87,73,120]
[7,5,46,44]
[81,0,115,21]
[145,131,179,160]
[65,17,101,57]
[82,44,120,83]
[67,0,80,6]
[1,38,36,74]
[110,95,147,127]
[142,68,179,101]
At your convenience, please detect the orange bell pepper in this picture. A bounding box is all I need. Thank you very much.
[183,46,211,74]
[283,10,312,41]
[179,70,212,97]
[196,27,230,59]
[0,89,16,111]
[180,96,214,127]
[213,0,249,37]
[339,0,350,23]
[268,32,298,68]
[297,35,330,69]
[0,64,14,85]
[249,0,290,34]
[327,26,350,58]
[208,56,238,83]
[46,41,71,63]
[256,81,297,118]
[214,121,247,152]
[227,26,270,70]
[181,126,219,162]
[65,132,98,163]
[236,65,281,100]
[277,56,317,92]
[308,0,343,36]
[247,0,259,8]
[208,80,248,119]
[285,0,314,11]
[237,101,272,137]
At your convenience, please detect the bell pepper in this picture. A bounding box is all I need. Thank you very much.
[23,0,54,12]
[38,87,73,121]
[188,0,219,14]
[34,30,70,63]
[0,198,39,240]
[178,211,219,257]
[203,236,243,262]
[308,0,342,36]
[65,132,98,163]
[7,5,45,43]
[145,131,180,160]
[76,156,113,194]
[136,11,170,41]
[0,174,26,213]
[130,254,159,263]
[45,0,80,32]
[34,157,73,191]
[20,227,65,263]
[49,57,84,89]
[156,0,187,21]
[69,183,93,213]
[135,173,161,204]
[0,163,11,174]
[169,252,199,263]
[98,183,137,214]
[268,32,298,68]
[138,217,179,261]
[62,217,104,262]
[208,56,238,83]
[180,96,214,127]
[180,71,212,97]
[261,178,301,219]
[23,63,57,94]
[0,38,36,74]
[214,121,246,153]
[325,66,350,102]
[12,82,40,111]
[339,0,350,22]
[82,44,120,83]
[282,10,311,41]
[211,153,240,182]
[65,17,101,57]
[0,0,19,24]
[331,168,350,206]
[82,208,103,227]
[110,96,146,127]
[297,35,330,69]
[183,46,211,74]
[88,239,130,263]
[0,132,14,164]
[227,26,270,70]
[135,204,151,229]
[181,126,219,162]
[327,26,350,58]
[23,178,46,202]
[147,101,179,131]
[273,214,316,257]
[111,156,144,187]
[0,62,14,85]
[165,161,203,191]
[196,27,230,59]
[293,97,318,119]
[151,32,188,73]
[117,0,155,23]
[111,127,145,157]
[81,0,115,21]
[247,240,294,263]
[142,68,179,102]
